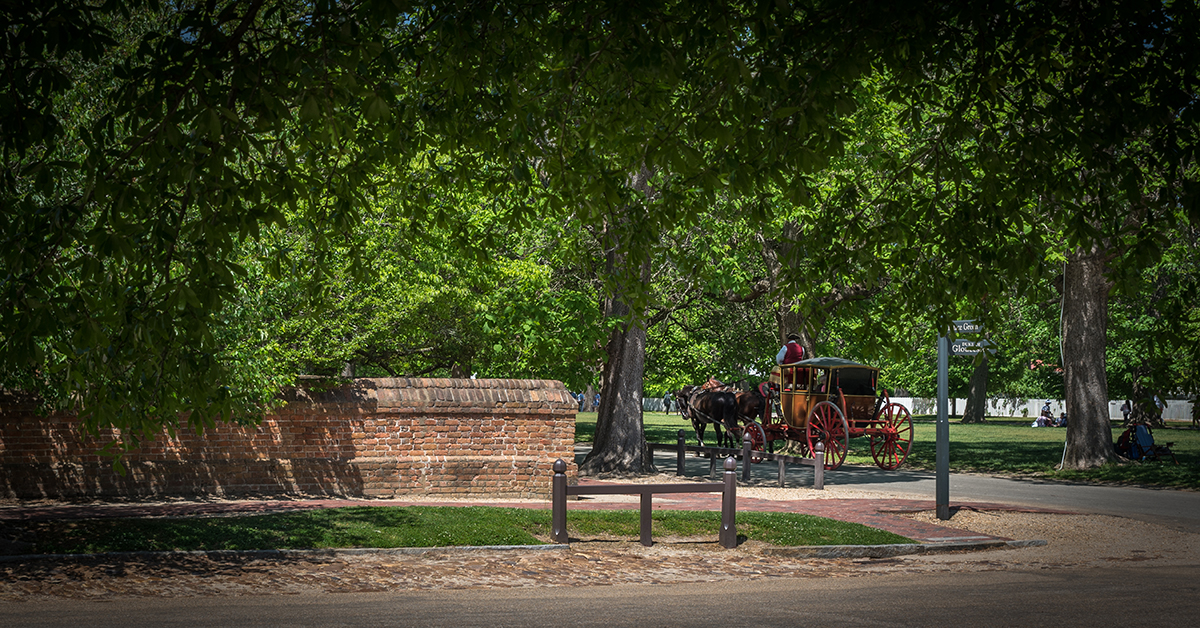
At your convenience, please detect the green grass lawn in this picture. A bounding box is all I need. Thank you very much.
[579,412,1200,489]
[894,417,1200,489]
[17,506,910,554]
[575,411,692,444]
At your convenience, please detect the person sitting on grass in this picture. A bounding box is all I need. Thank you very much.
[1033,401,1053,427]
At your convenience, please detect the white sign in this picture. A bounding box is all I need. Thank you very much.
[952,320,983,334]
[950,339,996,356]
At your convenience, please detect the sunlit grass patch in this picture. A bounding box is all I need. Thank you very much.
[21,506,910,554]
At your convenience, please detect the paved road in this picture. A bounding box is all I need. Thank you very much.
[5,564,1198,627]
[619,445,1200,533]
[829,464,1200,533]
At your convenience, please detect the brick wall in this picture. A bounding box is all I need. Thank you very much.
[0,378,577,500]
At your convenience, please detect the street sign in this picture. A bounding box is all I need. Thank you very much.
[950,339,997,356]
[952,320,983,334]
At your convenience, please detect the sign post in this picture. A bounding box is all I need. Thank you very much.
[936,320,994,521]
[936,332,950,520]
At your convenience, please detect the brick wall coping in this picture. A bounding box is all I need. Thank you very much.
[282,378,576,412]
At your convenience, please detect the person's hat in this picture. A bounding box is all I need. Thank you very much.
[786,333,801,340]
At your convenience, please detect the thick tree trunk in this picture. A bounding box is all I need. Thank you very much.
[775,299,817,358]
[579,298,655,476]
[762,223,819,359]
[960,357,989,423]
[1061,247,1118,469]
[579,206,655,476]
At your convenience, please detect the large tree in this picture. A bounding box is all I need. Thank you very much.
[405,2,920,474]
[818,0,1199,467]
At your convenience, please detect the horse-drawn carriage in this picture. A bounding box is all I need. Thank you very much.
[677,357,914,471]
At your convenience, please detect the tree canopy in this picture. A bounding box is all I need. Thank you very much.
[3,0,1197,471]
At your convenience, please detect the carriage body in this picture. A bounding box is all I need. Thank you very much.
[761,356,913,471]
[775,358,880,429]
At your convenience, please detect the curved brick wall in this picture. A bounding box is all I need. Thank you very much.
[0,378,577,500]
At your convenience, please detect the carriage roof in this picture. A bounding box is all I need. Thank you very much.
[790,357,877,371]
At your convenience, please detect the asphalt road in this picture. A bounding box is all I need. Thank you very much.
[5,565,1198,627]
[830,463,1200,533]
[634,445,1200,533]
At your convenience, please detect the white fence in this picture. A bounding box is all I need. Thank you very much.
[644,398,676,413]
[644,395,1195,420]
[890,397,1195,421]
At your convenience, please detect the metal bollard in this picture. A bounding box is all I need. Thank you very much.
[719,457,738,548]
[552,459,568,543]
[813,442,824,490]
[741,432,752,482]
[677,429,687,477]
[640,493,653,546]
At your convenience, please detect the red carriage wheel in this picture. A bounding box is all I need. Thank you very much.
[805,401,849,470]
[741,421,767,463]
[870,403,914,470]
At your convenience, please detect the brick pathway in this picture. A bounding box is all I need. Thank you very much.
[0,479,1075,545]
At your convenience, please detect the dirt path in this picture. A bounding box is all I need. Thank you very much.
[3,507,1196,600]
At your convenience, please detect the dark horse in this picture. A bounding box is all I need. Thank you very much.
[676,385,740,448]
[732,382,774,452]
[734,383,772,425]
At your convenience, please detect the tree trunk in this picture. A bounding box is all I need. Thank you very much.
[1128,367,1160,426]
[579,195,656,476]
[581,383,596,412]
[579,296,655,476]
[1061,247,1118,469]
[960,357,989,423]
[775,298,818,358]
[762,223,819,359]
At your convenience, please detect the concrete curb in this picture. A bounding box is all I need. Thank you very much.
[0,544,572,563]
[762,539,1047,559]
[0,540,1046,563]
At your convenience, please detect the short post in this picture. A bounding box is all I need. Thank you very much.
[813,442,824,490]
[552,459,568,543]
[640,493,654,546]
[778,457,786,488]
[676,429,687,477]
[719,457,738,548]
[741,432,752,482]
[709,454,717,479]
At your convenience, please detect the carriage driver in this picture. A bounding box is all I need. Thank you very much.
[771,333,807,391]
[776,333,805,365]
